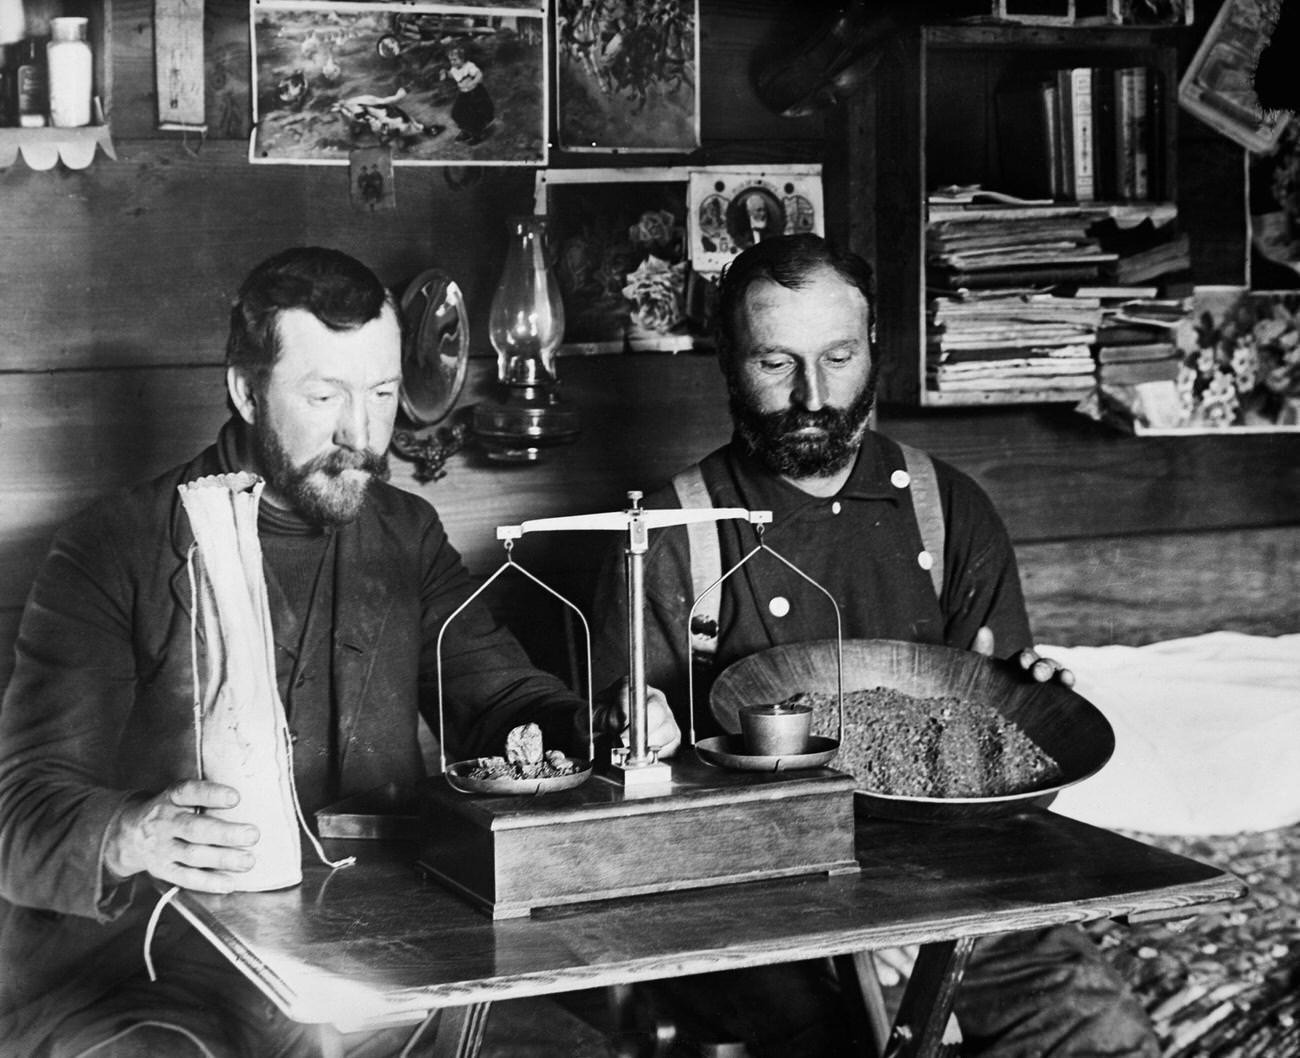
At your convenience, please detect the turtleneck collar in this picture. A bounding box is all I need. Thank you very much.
[215,417,328,538]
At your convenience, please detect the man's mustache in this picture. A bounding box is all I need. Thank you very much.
[309,448,390,479]
[765,406,848,434]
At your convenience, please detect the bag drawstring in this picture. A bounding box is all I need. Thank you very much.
[143,545,354,982]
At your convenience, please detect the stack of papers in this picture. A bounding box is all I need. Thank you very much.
[927,291,1102,394]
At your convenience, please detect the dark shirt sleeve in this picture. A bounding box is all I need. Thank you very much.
[935,462,1034,657]
[414,512,585,762]
[0,507,141,920]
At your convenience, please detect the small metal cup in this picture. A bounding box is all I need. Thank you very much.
[739,702,813,756]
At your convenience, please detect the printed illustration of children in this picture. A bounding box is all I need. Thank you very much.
[446,44,495,146]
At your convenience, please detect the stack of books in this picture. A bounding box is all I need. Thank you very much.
[927,201,1116,292]
[1090,290,1187,387]
[927,290,1102,395]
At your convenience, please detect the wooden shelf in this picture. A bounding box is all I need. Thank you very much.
[864,21,1182,408]
[0,124,116,170]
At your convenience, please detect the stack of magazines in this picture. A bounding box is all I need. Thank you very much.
[927,290,1102,395]
[927,201,1116,292]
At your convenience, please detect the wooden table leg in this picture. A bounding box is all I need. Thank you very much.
[316,1025,345,1058]
[883,937,975,1058]
[833,951,892,1058]
[427,1003,493,1058]
[313,1006,484,1058]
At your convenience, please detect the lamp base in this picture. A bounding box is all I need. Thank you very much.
[472,384,580,463]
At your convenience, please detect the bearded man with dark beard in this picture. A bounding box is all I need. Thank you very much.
[586,234,1159,1058]
[0,246,647,1058]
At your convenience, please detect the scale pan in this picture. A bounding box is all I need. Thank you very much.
[710,639,1114,822]
[443,759,593,796]
[696,734,839,772]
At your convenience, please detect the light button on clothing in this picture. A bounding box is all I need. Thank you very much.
[918,550,935,571]
[831,501,842,515]
[891,469,911,489]
[768,596,791,618]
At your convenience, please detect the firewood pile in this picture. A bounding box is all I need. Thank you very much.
[1086,825,1300,1058]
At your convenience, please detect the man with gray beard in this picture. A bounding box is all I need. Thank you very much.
[588,234,1158,1058]
[0,247,601,1057]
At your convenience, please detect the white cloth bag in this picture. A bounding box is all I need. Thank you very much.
[178,472,302,891]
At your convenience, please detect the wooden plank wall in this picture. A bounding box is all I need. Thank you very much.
[0,0,1294,691]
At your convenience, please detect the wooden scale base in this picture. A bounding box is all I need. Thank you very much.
[417,750,860,919]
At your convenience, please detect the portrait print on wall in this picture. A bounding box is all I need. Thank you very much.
[555,0,699,152]
[688,166,824,274]
[539,168,698,353]
[250,0,547,166]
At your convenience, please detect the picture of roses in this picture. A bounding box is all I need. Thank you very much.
[547,178,694,351]
[622,255,687,334]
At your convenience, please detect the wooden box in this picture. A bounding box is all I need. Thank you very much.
[417,753,860,918]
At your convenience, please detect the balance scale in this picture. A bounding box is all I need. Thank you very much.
[417,493,859,919]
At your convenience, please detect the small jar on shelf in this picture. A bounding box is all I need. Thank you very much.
[46,15,91,129]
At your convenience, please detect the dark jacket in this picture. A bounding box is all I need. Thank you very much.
[590,432,1033,735]
[0,432,579,1045]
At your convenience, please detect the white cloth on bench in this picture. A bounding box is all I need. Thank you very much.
[1040,632,1300,836]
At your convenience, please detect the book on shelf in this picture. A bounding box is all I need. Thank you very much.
[932,344,1099,365]
[932,247,1118,271]
[927,203,1106,226]
[932,349,1094,375]
[1060,67,1096,202]
[927,184,1054,207]
[931,262,1106,290]
[1091,67,1117,202]
[1098,356,1182,386]
[1073,285,1161,301]
[1111,298,1190,327]
[928,374,1096,393]
[1096,341,1178,364]
[1110,233,1191,284]
[1095,324,1170,346]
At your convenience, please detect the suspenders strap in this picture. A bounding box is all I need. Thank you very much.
[671,464,722,659]
[897,441,945,600]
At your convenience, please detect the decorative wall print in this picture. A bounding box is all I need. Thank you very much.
[250,1,547,165]
[1249,121,1300,289]
[687,165,824,275]
[539,168,697,353]
[349,146,396,211]
[1177,0,1289,154]
[555,0,699,153]
[1169,287,1300,430]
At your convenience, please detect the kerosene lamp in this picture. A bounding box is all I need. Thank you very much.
[471,216,580,463]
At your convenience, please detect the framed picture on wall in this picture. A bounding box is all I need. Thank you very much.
[1177,0,1289,154]
[538,168,701,353]
[687,165,824,275]
[554,0,699,153]
[250,0,547,165]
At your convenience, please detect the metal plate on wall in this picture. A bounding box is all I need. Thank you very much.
[399,269,470,427]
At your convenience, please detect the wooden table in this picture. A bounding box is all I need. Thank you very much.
[169,802,1245,1058]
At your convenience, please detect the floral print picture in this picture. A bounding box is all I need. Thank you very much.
[541,169,697,352]
[1087,286,1300,433]
[1172,287,1300,429]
